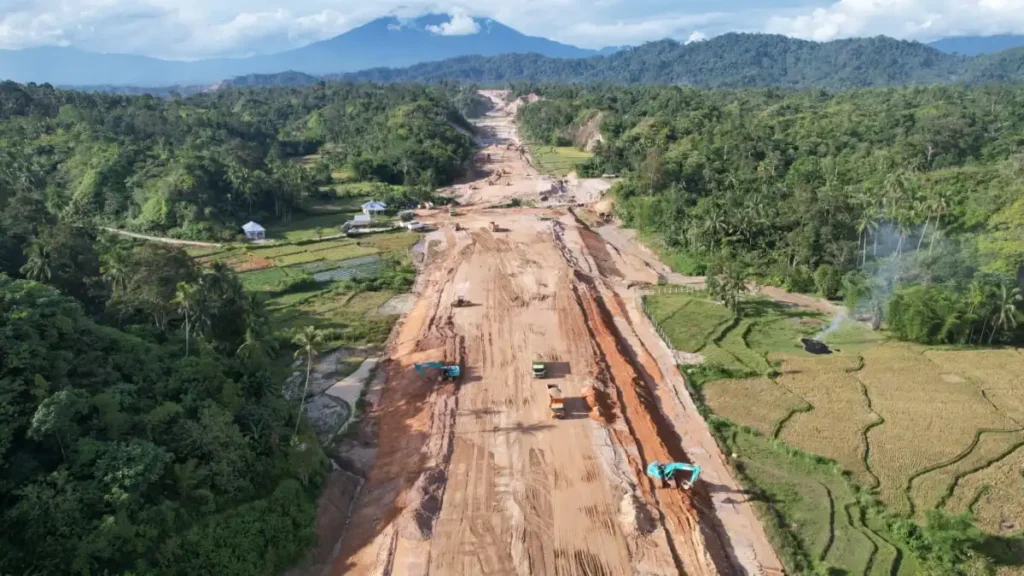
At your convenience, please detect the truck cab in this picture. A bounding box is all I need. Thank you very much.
[532,362,546,378]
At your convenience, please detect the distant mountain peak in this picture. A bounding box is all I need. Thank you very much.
[0,12,612,86]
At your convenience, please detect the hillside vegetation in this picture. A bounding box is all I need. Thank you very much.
[0,82,473,241]
[520,84,1024,346]
[343,33,1024,89]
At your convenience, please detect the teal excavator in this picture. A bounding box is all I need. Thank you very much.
[646,461,701,489]
[414,362,461,381]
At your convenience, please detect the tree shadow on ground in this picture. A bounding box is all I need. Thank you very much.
[980,532,1024,570]
[743,297,825,320]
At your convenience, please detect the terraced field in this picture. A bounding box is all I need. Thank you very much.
[645,291,1024,575]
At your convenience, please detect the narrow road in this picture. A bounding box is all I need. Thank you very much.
[99,227,222,247]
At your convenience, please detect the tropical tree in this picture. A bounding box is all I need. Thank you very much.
[291,326,325,441]
[173,281,201,357]
[20,238,51,282]
[855,211,879,266]
[989,284,1022,344]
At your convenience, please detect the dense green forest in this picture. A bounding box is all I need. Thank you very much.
[518,84,1024,345]
[341,33,1024,89]
[0,80,482,575]
[0,239,328,574]
[0,81,474,241]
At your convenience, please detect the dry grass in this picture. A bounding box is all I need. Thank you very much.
[946,445,1024,534]
[772,354,879,484]
[911,430,1024,519]
[855,343,1018,512]
[703,377,808,437]
[925,349,1024,424]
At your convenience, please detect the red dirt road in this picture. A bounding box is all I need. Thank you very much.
[326,92,783,576]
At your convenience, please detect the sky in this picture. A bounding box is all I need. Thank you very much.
[3,0,1024,59]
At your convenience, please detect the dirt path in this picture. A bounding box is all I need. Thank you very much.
[99,227,222,247]
[326,91,781,576]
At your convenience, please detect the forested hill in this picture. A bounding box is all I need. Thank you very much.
[0,82,474,240]
[517,84,1024,346]
[339,33,1024,89]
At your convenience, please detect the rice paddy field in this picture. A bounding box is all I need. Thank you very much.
[187,212,421,349]
[647,291,1024,575]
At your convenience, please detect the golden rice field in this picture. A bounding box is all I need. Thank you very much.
[946,446,1024,534]
[855,343,1018,512]
[702,377,808,437]
[925,348,1024,424]
[910,430,1024,519]
[650,292,1024,546]
[772,354,879,485]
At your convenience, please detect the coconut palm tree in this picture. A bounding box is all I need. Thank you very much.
[291,326,325,442]
[965,280,990,344]
[173,282,201,357]
[989,285,1022,345]
[20,238,51,282]
[855,212,879,267]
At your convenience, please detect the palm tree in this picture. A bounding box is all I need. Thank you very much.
[20,238,51,282]
[291,326,325,441]
[965,280,990,344]
[989,285,1022,345]
[855,212,879,267]
[928,190,950,254]
[173,282,200,357]
[100,247,132,297]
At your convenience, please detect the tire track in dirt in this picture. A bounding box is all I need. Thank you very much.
[551,220,720,575]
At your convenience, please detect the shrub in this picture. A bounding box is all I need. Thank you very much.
[814,264,842,299]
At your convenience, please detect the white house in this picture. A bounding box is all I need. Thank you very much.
[349,214,372,227]
[241,221,266,240]
[361,200,387,216]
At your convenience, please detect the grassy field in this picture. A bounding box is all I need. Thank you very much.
[647,290,1024,574]
[529,145,594,177]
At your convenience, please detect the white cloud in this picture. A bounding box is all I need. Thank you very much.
[426,9,480,35]
[767,0,1024,42]
[560,12,726,46]
[686,30,708,44]
[13,0,1024,61]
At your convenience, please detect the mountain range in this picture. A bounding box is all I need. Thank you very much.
[335,33,1024,90]
[0,14,615,87]
[4,11,1024,90]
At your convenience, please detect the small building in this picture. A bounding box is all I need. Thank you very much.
[361,200,387,216]
[341,214,372,234]
[241,221,266,240]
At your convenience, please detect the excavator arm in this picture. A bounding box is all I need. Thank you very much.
[646,461,701,488]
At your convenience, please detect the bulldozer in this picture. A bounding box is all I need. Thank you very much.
[453,295,470,308]
[646,461,701,489]
[414,362,461,381]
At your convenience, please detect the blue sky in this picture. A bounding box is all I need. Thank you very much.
[2,1,1024,59]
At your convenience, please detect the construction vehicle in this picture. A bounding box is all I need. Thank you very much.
[453,295,470,308]
[532,361,547,378]
[646,461,701,489]
[547,384,565,419]
[414,362,461,381]
[489,222,498,232]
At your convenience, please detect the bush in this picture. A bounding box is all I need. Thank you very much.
[164,480,316,576]
[814,264,842,299]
